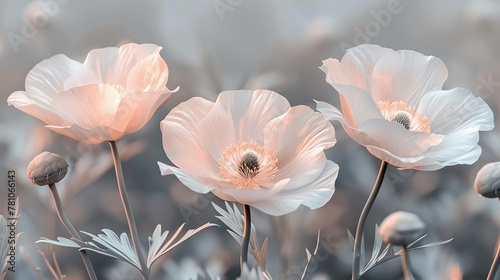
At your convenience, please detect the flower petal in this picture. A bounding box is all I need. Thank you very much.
[211,178,290,207]
[370,50,448,106]
[417,88,494,134]
[411,129,484,170]
[160,97,220,179]
[251,160,339,216]
[197,90,291,159]
[7,91,67,126]
[329,84,384,127]
[64,43,161,88]
[320,44,393,91]
[316,101,385,148]
[264,105,335,188]
[157,162,212,194]
[126,49,169,92]
[115,90,173,134]
[51,84,121,130]
[359,119,444,159]
[45,124,123,144]
[25,54,82,99]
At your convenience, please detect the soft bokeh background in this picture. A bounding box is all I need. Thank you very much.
[0,0,499,279]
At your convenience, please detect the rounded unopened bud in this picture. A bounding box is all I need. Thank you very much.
[379,211,425,246]
[474,162,500,198]
[27,152,68,186]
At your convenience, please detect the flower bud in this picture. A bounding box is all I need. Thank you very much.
[379,211,425,246]
[27,152,68,186]
[474,162,500,198]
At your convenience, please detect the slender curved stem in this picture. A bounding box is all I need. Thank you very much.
[241,204,252,270]
[352,160,388,280]
[109,141,150,280]
[48,183,97,280]
[401,246,413,280]
[487,199,500,280]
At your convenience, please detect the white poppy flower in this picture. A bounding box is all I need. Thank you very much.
[317,44,494,170]
[158,90,338,216]
[7,43,176,144]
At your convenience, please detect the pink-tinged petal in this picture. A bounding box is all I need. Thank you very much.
[370,50,448,106]
[161,97,221,179]
[126,50,169,92]
[417,88,494,134]
[51,84,121,130]
[7,91,67,126]
[316,100,382,147]
[320,44,393,91]
[45,124,124,144]
[211,179,289,207]
[367,142,482,171]
[197,90,291,159]
[114,90,173,134]
[332,84,384,127]
[365,145,426,169]
[26,54,82,99]
[359,119,444,159]
[264,106,334,188]
[64,43,161,88]
[251,161,338,216]
[158,162,212,193]
[412,129,483,170]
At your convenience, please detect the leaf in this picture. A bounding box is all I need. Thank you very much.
[347,229,355,249]
[300,230,321,280]
[212,202,271,275]
[359,229,454,277]
[365,224,383,270]
[36,237,80,248]
[147,222,217,268]
[37,230,142,270]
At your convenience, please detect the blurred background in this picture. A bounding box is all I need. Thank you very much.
[0,0,499,279]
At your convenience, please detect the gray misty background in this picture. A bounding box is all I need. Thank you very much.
[0,0,499,279]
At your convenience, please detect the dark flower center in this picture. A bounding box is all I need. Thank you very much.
[391,111,412,130]
[238,151,260,178]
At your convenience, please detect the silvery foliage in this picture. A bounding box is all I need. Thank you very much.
[162,258,221,280]
[300,230,322,280]
[36,222,216,273]
[347,224,453,276]
[213,202,271,279]
[213,202,324,280]
[238,264,268,280]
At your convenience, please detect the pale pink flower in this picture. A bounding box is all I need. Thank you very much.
[158,90,338,216]
[317,44,494,170]
[7,43,176,144]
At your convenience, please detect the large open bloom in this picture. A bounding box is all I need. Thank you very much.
[317,44,494,170]
[158,90,338,216]
[7,43,176,144]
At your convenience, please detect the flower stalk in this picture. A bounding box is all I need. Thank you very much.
[401,246,413,280]
[352,160,388,280]
[241,204,252,270]
[109,141,150,280]
[48,183,97,280]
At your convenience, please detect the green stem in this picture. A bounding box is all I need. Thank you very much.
[241,204,251,271]
[48,183,97,280]
[352,160,388,280]
[109,141,150,280]
[401,246,413,280]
